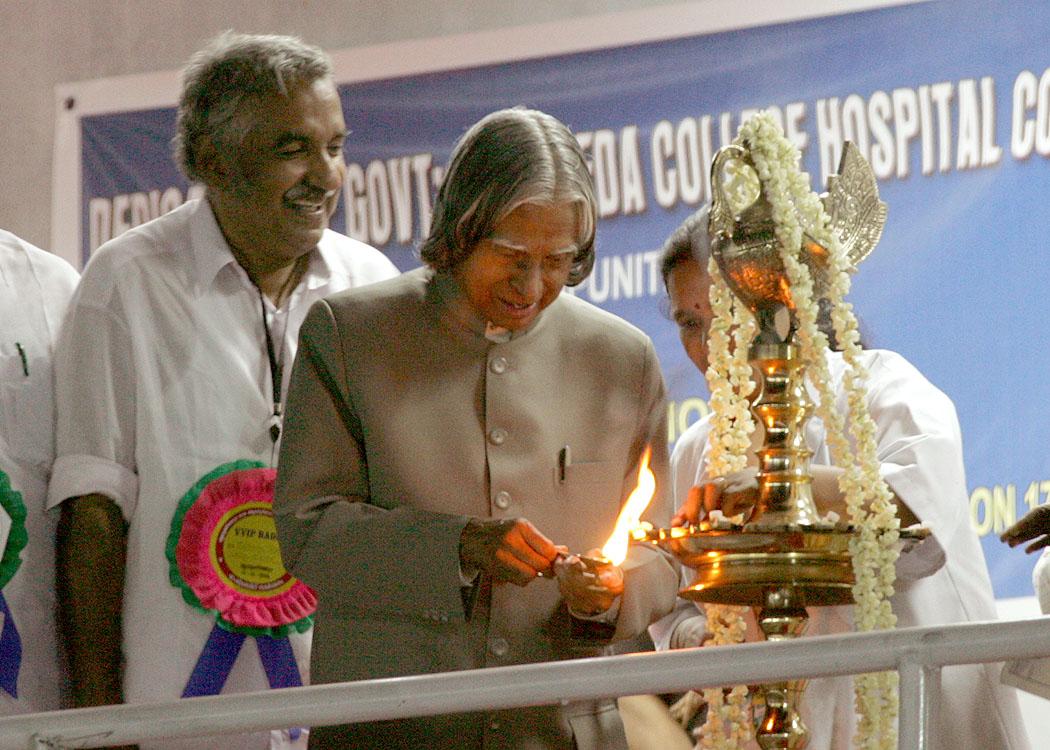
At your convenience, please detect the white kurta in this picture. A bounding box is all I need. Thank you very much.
[0,230,79,715]
[47,199,398,749]
[660,349,1029,750]
[1000,551,1050,699]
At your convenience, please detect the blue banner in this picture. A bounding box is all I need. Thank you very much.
[76,0,1050,599]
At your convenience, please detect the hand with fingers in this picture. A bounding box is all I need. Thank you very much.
[669,614,712,650]
[1001,505,1050,554]
[459,517,561,586]
[671,467,760,526]
[554,548,624,616]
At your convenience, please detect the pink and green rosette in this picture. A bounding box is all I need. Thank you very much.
[167,460,315,636]
[0,470,27,697]
[167,459,314,734]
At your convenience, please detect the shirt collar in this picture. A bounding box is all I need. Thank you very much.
[189,198,239,291]
[189,197,334,295]
[301,233,335,291]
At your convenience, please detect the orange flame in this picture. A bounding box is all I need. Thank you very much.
[600,447,656,566]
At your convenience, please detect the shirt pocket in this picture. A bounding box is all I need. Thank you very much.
[552,460,627,548]
[0,351,55,470]
[557,461,623,499]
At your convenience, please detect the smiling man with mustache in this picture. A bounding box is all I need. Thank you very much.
[49,32,397,750]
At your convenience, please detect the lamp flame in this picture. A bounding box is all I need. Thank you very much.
[600,447,656,566]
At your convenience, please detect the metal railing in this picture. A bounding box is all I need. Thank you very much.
[6,617,1050,750]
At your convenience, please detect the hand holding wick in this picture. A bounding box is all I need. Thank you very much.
[554,548,624,616]
[671,467,759,526]
[459,518,561,586]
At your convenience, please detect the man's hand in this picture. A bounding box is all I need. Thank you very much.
[669,614,712,650]
[459,518,560,586]
[669,690,706,728]
[671,467,759,526]
[1002,505,1050,554]
[555,548,624,616]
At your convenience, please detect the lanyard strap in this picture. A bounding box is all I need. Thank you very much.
[258,289,283,444]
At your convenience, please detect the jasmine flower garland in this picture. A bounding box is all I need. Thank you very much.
[698,254,755,748]
[730,111,901,750]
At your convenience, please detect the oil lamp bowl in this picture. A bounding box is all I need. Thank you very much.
[640,525,929,607]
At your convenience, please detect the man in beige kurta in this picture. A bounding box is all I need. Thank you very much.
[274,268,679,749]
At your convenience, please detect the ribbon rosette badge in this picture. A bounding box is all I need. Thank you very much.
[0,471,27,699]
[167,460,314,737]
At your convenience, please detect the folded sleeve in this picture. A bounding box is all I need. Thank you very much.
[48,291,139,518]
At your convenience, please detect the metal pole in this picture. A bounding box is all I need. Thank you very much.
[2,617,1047,749]
[897,656,941,750]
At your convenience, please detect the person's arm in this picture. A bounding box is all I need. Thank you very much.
[47,266,138,721]
[56,493,128,708]
[1002,506,1050,554]
[811,464,918,526]
[672,464,918,528]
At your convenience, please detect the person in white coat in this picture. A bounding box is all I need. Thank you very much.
[651,206,1030,749]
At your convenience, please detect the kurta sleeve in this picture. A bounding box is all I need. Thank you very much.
[614,338,680,641]
[47,282,139,519]
[274,299,469,622]
[865,351,958,582]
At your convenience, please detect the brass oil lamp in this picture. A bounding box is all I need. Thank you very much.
[643,141,926,749]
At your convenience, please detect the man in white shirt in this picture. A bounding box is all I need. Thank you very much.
[0,230,78,715]
[49,32,398,750]
[651,206,1029,749]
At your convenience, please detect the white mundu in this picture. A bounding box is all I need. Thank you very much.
[661,348,1030,750]
[0,229,79,714]
[48,199,398,749]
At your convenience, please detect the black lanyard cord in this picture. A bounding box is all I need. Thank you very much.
[258,289,283,444]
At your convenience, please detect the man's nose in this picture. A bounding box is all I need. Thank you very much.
[306,149,345,192]
[510,261,543,298]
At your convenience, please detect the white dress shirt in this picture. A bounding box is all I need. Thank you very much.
[0,230,79,714]
[47,199,398,749]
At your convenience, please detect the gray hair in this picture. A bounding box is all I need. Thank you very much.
[659,205,711,289]
[659,204,851,349]
[173,31,333,183]
[420,107,597,286]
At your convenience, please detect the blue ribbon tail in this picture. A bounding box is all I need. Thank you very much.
[0,594,21,698]
[256,635,305,741]
[182,626,246,698]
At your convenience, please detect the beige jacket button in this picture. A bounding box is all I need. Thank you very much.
[494,491,511,509]
[490,356,508,374]
[489,428,507,445]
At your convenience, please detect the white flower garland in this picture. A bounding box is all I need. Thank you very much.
[701,112,901,750]
[698,253,756,748]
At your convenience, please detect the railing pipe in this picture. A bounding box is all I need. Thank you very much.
[897,657,934,750]
[5,617,1050,750]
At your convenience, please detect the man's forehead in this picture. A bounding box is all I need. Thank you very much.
[236,79,345,136]
[488,235,578,255]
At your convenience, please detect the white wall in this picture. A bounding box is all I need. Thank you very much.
[0,0,682,252]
